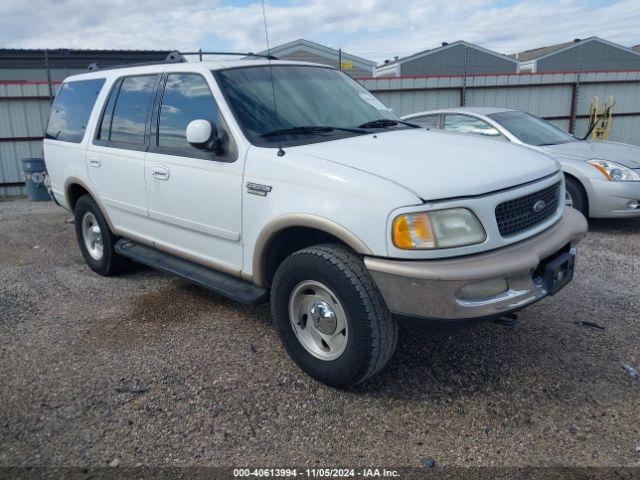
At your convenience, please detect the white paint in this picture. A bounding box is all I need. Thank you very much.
[45,60,564,283]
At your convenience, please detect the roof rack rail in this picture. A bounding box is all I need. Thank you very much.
[87,50,277,71]
[178,51,278,61]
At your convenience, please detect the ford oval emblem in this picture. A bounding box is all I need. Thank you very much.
[532,200,546,213]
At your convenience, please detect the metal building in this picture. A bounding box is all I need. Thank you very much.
[375,41,518,78]
[0,49,170,196]
[513,37,640,73]
[256,39,375,77]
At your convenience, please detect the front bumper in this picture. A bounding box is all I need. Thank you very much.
[365,208,588,321]
[587,178,640,218]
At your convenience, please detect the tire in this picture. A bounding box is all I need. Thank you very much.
[565,177,588,217]
[74,195,130,276]
[270,244,397,387]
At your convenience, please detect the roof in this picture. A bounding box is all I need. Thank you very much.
[0,48,172,69]
[633,44,640,53]
[403,107,514,119]
[256,39,376,68]
[63,59,330,81]
[378,40,518,68]
[511,37,640,62]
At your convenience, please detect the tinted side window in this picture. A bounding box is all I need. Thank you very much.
[412,115,439,130]
[96,79,120,141]
[46,79,105,143]
[158,73,219,149]
[109,75,157,144]
[444,114,500,137]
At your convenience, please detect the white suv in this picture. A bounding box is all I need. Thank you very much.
[44,54,587,386]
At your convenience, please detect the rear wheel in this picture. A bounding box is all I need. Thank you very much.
[74,195,130,276]
[271,244,397,387]
[565,177,587,217]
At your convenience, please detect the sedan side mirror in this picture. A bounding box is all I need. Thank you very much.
[186,119,222,154]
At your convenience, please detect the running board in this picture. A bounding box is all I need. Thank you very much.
[114,239,267,305]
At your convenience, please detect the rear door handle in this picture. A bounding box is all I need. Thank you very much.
[88,154,101,167]
[152,165,170,181]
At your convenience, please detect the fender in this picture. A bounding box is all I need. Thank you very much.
[64,176,118,233]
[251,214,373,287]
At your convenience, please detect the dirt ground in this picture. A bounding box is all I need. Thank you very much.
[1,198,639,472]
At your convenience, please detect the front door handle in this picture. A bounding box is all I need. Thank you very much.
[152,165,170,181]
[88,154,101,167]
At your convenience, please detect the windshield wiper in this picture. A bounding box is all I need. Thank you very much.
[261,126,366,137]
[358,118,420,129]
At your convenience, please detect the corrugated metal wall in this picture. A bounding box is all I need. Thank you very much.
[361,70,640,147]
[0,82,58,196]
[1,70,639,197]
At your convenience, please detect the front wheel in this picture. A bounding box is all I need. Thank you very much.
[565,177,588,217]
[270,244,397,387]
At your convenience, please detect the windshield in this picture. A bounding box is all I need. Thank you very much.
[488,111,577,146]
[215,65,399,147]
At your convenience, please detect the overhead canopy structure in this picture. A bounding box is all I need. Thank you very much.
[0,49,172,81]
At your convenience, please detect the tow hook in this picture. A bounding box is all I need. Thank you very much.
[494,313,519,327]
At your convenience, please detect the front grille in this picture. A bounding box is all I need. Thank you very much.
[495,182,561,237]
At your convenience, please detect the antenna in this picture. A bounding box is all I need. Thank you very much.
[261,0,285,157]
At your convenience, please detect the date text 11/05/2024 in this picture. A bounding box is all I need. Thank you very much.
[233,468,401,477]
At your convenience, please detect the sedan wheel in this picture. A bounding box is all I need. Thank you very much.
[565,190,574,208]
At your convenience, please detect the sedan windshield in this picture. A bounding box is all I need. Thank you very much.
[215,65,400,147]
[489,111,577,146]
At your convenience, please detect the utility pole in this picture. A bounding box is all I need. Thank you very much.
[461,45,468,106]
[43,49,53,98]
[570,43,584,135]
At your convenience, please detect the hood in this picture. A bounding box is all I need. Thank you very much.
[540,140,640,168]
[291,129,559,200]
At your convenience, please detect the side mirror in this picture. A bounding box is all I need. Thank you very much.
[186,119,222,154]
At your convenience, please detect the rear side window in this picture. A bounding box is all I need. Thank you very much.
[108,75,158,144]
[158,73,219,149]
[412,115,439,130]
[45,79,105,143]
[443,114,501,137]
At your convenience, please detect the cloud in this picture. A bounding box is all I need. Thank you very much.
[1,0,638,63]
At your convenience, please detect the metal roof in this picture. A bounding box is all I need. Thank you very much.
[378,40,517,68]
[0,49,171,69]
[403,107,514,118]
[256,39,376,68]
[511,37,640,62]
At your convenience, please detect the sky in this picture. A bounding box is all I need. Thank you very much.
[1,0,639,63]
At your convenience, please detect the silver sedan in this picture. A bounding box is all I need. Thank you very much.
[403,107,640,218]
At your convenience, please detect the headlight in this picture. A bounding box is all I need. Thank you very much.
[392,208,486,250]
[586,159,640,181]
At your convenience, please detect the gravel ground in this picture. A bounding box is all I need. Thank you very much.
[1,198,639,470]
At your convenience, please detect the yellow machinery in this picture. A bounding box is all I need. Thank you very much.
[587,96,614,141]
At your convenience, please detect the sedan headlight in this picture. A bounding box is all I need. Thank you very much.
[586,159,640,181]
[392,208,486,250]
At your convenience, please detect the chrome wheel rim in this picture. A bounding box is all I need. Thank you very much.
[82,212,104,261]
[565,190,574,208]
[288,280,348,361]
